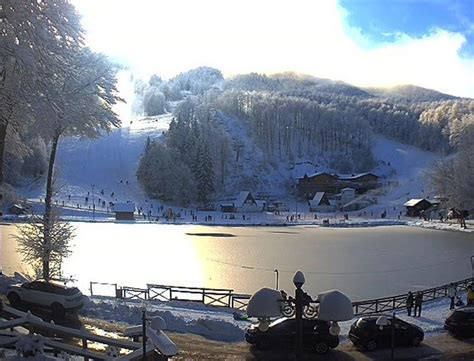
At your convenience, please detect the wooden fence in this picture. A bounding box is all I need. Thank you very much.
[352,277,474,316]
[90,277,474,316]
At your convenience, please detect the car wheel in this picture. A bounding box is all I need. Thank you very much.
[365,339,377,352]
[314,342,329,355]
[51,303,66,318]
[412,336,421,347]
[7,292,20,307]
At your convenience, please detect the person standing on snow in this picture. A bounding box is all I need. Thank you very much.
[448,283,457,310]
[414,292,423,317]
[406,291,414,316]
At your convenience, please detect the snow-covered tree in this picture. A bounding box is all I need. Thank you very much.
[31,48,121,278]
[0,0,83,216]
[15,210,75,280]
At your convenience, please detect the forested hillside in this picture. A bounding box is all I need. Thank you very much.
[134,67,474,206]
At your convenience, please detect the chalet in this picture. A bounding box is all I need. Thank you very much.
[113,202,135,221]
[308,192,332,212]
[403,199,432,217]
[235,191,261,212]
[297,172,338,199]
[337,173,380,193]
[297,172,380,199]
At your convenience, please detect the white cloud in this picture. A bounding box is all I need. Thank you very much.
[72,0,474,97]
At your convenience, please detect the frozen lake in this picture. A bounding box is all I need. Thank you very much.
[1,223,473,301]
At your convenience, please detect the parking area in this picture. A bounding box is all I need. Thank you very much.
[169,332,474,360]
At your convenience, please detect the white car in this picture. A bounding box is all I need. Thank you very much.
[6,280,83,317]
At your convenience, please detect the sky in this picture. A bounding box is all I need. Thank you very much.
[71,0,474,98]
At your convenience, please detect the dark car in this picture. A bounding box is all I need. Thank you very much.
[245,317,339,355]
[444,306,474,337]
[349,316,424,351]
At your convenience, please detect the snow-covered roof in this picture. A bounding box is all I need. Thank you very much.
[310,192,326,206]
[220,202,235,207]
[235,191,255,207]
[304,172,336,179]
[113,203,135,213]
[338,173,378,180]
[403,199,431,207]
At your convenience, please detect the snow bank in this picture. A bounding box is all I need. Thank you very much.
[83,298,246,342]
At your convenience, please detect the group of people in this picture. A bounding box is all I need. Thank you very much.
[405,291,423,317]
[406,283,474,317]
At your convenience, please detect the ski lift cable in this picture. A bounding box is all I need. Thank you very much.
[206,255,472,275]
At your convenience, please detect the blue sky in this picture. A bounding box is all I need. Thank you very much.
[341,0,474,56]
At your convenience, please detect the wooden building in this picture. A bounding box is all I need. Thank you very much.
[297,172,380,199]
[297,172,338,199]
[403,199,432,217]
[113,202,135,221]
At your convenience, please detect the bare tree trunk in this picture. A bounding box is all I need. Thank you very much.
[0,121,7,219]
[43,130,61,280]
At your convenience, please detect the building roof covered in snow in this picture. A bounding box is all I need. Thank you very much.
[235,191,256,207]
[303,172,337,179]
[403,199,431,207]
[341,187,356,192]
[113,203,135,213]
[338,173,379,181]
[310,192,326,206]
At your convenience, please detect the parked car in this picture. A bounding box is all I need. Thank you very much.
[349,316,424,351]
[245,317,339,354]
[444,306,474,337]
[6,280,83,317]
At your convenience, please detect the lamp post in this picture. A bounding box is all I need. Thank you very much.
[274,269,279,290]
[376,313,395,360]
[91,184,95,221]
[142,309,147,361]
[293,271,305,361]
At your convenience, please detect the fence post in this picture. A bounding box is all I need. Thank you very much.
[90,282,93,297]
[375,299,378,313]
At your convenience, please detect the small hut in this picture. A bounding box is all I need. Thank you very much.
[235,191,261,212]
[403,199,432,217]
[113,203,135,221]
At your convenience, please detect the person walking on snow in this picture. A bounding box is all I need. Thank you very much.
[448,283,457,310]
[406,291,414,316]
[414,292,423,317]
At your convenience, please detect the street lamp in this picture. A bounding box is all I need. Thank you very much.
[91,184,95,221]
[293,271,305,360]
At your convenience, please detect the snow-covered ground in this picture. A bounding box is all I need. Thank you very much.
[0,274,464,344]
[12,108,450,230]
[83,294,460,344]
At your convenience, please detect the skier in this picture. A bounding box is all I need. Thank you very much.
[447,283,457,310]
[406,291,414,316]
